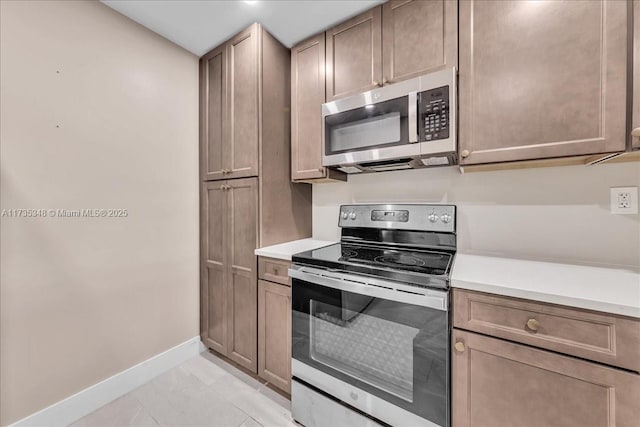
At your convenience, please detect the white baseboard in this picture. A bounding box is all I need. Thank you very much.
[12,336,206,427]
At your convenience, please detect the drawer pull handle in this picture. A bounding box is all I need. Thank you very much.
[454,341,465,353]
[526,318,540,332]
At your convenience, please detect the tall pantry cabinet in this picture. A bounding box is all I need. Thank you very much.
[200,23,312,372]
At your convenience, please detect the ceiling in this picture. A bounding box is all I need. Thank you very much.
[101,0,385,57]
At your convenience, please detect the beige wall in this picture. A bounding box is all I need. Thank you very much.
[0,1,199,424]
[313,162,640,268]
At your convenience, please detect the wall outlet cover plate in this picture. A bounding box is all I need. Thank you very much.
[610,187,638,214]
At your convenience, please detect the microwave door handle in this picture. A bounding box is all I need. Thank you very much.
[408,91,418,143]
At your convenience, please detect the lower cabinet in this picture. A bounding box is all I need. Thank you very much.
[451,288,640,427]
[257,258,292,394]
[201,178,258,372]
[451,329,640,427]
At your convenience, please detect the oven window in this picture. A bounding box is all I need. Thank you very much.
[310,299,418,402]
[325,96,409,155]
[292,278,449,426]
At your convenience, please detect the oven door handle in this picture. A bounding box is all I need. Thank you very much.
[289,267,448,311]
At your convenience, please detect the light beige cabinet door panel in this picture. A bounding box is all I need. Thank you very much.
[459,0,628,165]
[201,46,227,181]
[258,279,291,394]
[226,24,259,178]
[382,0,457,84]
[633,0,640,149]
[226,177,258,371]
[326,7,382,101]
[291,35,327,180]
[452,329,640,427]
[201,182,228,354]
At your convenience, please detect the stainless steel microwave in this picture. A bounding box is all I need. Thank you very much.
[322,68,456,174]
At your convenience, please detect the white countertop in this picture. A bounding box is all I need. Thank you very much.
[451,254,640,318]
[254,238,336,261]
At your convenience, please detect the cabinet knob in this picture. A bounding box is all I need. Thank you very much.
[461,150,470,158]
[454,341,465,353]
[273,267,279,275]
[526,318,540,332]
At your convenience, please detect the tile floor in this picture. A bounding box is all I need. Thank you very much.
[72,351,295,427]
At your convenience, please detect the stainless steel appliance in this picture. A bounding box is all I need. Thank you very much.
[290,204,456,427]
[322,68,457,174]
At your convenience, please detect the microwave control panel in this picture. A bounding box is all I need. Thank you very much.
[419,85,449,142]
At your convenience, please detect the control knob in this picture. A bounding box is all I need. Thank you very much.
[341,212,348,220]
[349,212,357,220]
[428,212,438,223]
[441,214,452,224]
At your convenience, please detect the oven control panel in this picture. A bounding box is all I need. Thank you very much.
[419,85,449,142]
[371,210,409,222]
[339,204,455,232]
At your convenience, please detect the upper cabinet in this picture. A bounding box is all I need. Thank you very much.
[459,0,629,165]
[633,0,640,150]
[292,1,457,181]
[201,24,259,180]
[325,7,382,101]
[226,25,259,179]
[382,0,457,84]
[292,35,330,181]
[325,1,457,101]
[201,45,226,181]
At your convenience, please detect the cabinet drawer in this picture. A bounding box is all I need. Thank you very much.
[453,289,640,372]
[258,257,291,286]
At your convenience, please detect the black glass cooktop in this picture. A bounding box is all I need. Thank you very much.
[292,243,453,288]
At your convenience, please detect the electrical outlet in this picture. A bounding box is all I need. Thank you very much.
[610,187,638,214]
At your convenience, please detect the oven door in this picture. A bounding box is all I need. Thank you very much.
[290,266,449,427]
[322,81,419,167]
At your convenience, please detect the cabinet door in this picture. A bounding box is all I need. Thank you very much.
[452,329,640,427]
[226,24,259,179]
[326,7,382,101]
[258,279,291,394]
[291,34,327,180]
[227,177,259,372]
[382,0,457,84]
[459,0,628,165]
[201,181,228,354]
[633,0,640,149]
[200,45,227,181]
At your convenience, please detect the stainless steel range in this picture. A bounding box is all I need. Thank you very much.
[290,204,456,427]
